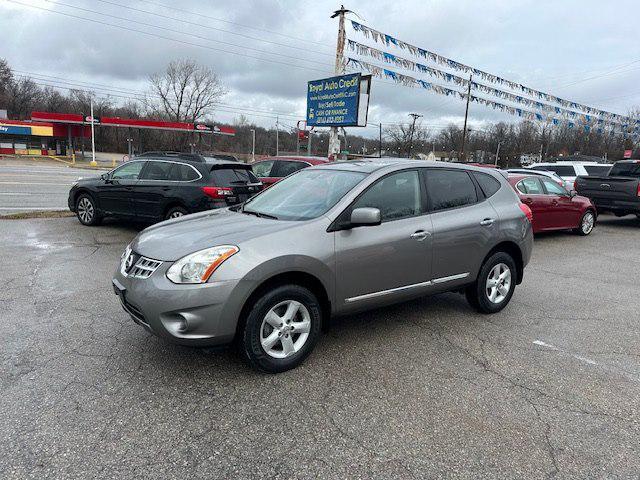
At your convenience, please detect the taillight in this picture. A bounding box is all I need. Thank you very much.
[637,183,640,197]
[519,203,533,222]
[201,186,233,199]
[572,179,577,190]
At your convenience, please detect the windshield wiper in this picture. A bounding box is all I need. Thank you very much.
[242,209,278,220]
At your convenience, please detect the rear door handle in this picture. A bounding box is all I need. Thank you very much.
[480,218,495,226]
[410,230,430,241]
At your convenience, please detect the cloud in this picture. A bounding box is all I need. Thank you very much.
[1,0,639,137]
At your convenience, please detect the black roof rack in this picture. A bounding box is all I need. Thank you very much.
[135,151,206,162]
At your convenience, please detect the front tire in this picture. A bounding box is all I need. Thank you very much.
[241,285,322,373]
[466,252,517,314]
[575,210,595,236]
[75,194,101,226]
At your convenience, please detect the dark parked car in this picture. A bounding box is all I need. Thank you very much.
[508,174,596,235]
[68,156,262,225]
[575,160,640,219]
[252,156,330,187]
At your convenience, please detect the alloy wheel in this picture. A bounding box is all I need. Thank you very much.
[485,263,511,304]
[77,197,94,223]
[581,212,594,234]
[169,211,184,219]
[260,300,311,359]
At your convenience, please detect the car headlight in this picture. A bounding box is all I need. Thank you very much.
[166,245,239,284]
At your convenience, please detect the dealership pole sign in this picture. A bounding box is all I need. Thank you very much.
[306,73,371,127]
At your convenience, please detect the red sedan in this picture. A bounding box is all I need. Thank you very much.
[507,174,596,235]
[252,156,330,187]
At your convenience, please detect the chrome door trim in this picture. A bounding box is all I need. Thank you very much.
[344,272,469,303]
[431,272,470,284]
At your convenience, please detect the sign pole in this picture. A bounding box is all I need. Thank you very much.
[89,99,97,166]
[328,6,349,160]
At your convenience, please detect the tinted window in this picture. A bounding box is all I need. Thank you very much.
[253,161,274,178]
[111,161,145,180]
[275,161,308,177]
[169,163,199,181]
[533,165,576,177]
[541,178,567,195]
[609,162,640,178]
[517,177,544,194]
[584,165,611,176]
[210,167,259,185]
[473,172,501,198]
[243,169,365,221]
[141,161,173,181]
[426,170,478,211]
[353,170,423,221]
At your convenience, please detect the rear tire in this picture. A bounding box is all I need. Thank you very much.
[466,252,517,314]
[241,285,322,373]
[575,210,595,236]
[75,194,101,226]
[165,206,187,220]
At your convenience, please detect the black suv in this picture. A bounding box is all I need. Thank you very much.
[68,155,262,226]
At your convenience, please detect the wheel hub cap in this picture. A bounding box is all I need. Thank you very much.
[260,300,311,359]
[486,263,511,304]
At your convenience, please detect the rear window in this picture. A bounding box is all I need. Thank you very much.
[532,165,576,176]
[472,172,501,198]
[609,162,640,178]
[584,165,611,176]
[210,166,259,185]
[426,169,478,211]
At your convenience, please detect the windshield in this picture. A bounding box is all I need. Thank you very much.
[242,169,366,221]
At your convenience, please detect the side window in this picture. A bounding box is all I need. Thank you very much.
[472,172,501,198]
[426,170,478,211]
[275,161,307,177]
[140,161,173,181]
[352,170,423,222]
[169,164,199,181]
[253,161,274,178]
[111,161,145,180]
[541,178,568,195]
[517,177,543,194]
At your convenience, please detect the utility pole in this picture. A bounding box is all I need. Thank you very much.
[250,129,255,162]
[89,99,97,166]
[275,116,279,156]
[328,5,350,159]
[460,74,472,162]
[379,123,382,158]
[407,113,423,158]
[307,129,312,156]
[539,143,544,162]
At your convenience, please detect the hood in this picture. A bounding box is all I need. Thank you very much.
[131,208,293,261]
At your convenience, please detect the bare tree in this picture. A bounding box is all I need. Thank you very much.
[385,122,430,157]
[146,59,226,123]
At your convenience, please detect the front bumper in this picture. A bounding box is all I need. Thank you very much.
[112,261,243,347]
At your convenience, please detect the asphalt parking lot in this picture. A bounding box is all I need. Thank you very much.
[2,214,640,479]
[0,158,106,215]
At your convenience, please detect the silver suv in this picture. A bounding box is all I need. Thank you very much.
[113,160,533,373]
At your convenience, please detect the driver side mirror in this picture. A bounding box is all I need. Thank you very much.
[569,190,577,198]
[101,173,112,183]
[350,207,381,227]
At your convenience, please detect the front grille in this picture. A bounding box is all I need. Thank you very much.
[122,252,162,279]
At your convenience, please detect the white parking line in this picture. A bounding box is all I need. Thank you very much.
[533,340,599,366]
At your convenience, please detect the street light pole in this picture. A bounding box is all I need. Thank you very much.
[460,74,472,162]
[495,141,503,166]
[275,116,279,156]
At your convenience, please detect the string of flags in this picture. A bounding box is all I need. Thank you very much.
[347,39,635,130]
[349,20,639,128]
[346,58,639,138]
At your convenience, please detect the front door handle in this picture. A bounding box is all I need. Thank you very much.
[480,218,495,226]
[410,230,430,241]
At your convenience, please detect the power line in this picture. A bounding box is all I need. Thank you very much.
[91,0,334,60]
[5,0,331,75]
[40,0,332,69]
[137,0,333,50]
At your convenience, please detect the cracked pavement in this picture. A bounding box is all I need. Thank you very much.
[1,214,640,479]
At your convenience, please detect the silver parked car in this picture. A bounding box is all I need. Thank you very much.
[113,160,533,373]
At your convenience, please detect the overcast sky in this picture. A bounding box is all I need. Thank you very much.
[2,0,639,138]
